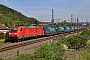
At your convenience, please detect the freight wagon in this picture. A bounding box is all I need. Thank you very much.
[44,26,57,35]
[63,26,71,33]
[69,26,74,32]
[57,26,64,33]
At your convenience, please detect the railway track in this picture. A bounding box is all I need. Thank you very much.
[0,35,58,52]
[0,34,68,52]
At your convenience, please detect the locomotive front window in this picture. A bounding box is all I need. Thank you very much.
[10,28,18,31]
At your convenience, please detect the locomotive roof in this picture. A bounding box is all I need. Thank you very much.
[24,26,40,28]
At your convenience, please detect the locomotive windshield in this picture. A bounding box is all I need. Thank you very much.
[10,28,18,31]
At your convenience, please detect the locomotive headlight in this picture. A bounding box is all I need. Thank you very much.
[9,33,11,35]
[14,33,17,35]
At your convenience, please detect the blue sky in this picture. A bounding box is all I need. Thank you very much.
[0,0,90,22]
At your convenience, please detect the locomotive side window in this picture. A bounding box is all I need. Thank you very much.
[10,28,18,31]
[20,28,22,31]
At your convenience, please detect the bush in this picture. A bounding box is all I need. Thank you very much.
[0,32,9,43]
[5,32,8,39]
[58,34,88,50]
[80,29,90,35]
[34,43,65,60]
[66,35,87,49]
[86,40,90,45]
[0,32,8,39]
[50,42,65,60]
[58,36,67,45]
[0,39,5,43]
[0,58,2,60]
[0,32,5,39]
[34,44,56,60]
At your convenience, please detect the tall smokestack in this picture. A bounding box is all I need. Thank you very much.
[52,9,54,25]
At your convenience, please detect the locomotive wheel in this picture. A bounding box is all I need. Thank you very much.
[11,39,15,43]
[34,36,38,38]
[17,39,22,42]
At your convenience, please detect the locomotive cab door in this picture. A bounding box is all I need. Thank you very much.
[18,27,24,39]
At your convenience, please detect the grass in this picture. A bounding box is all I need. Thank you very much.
[70,46,90,60]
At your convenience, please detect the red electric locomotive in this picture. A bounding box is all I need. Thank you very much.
[8,26,44,42]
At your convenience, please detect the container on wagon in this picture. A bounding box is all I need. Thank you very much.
[69,26,75,31]
[57,26,64,32]
[44,26,57,34]
[74,26,78,30]
[64,26,70,31]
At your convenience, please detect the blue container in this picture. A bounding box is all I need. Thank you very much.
[64,26,70,31]
[74,26,78,30]
[57,26,64,32]
[44,26,57,34]
[69,26,74,30]
[79,26,82,29]
[69,26,71,30]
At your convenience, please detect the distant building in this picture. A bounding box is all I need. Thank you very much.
[82,23,86,25]
[30,24,48,27]
[0,24,8,33]
[71,14,74,22]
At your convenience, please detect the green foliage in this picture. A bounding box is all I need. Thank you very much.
[86,40,90,45]
[0,32,8,43]
[0,58,2,60]
[34,43,65,60]
[0,32,5,39]
[58,34,88,49]
[80,29,90,35]
[57,20,69,26]
[0,4,40,27]
[50,42,65,59]
[80,29,90,46]
[5,32,8,38]
[57,20,82,26]
[58,36,67,45]
[66,35,87,49]
[0,32,8,39]
[34,44,56,60]
[0,39,5,43]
